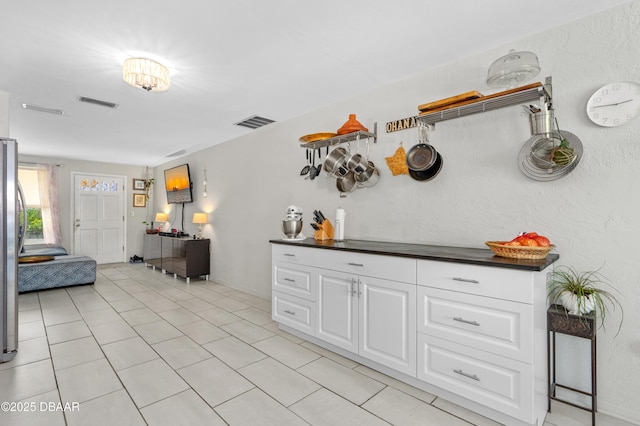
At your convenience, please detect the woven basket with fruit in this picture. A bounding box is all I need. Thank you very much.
[486,232,554,260]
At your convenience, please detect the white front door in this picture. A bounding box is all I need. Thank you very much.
[73,173,126,264]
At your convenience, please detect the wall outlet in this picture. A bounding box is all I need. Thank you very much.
[129,211,135,216]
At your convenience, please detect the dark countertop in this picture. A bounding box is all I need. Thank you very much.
[270,238,559,271]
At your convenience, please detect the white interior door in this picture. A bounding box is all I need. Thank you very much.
[73,173,125,264]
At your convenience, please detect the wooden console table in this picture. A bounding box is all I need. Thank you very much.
[143,234,210,283]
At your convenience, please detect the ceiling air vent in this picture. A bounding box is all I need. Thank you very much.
[78,96,119,109]
[234,115,275,129]
[21,103,64,115]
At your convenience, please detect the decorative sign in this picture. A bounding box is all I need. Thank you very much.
[386,116,418,133]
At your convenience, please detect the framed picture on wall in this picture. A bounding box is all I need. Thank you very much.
[133,178,146,191]
[133,193,146,207]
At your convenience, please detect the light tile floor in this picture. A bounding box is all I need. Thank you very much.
[0,263,634,425]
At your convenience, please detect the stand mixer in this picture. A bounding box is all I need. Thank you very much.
[282,205,304,240]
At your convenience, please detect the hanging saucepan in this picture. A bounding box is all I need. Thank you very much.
[408,152,444,181]
[406,143,437,171]
[336,170,357,193]
[331,145,351,178]
[347,152,368,174]
[347,136,368,174]
[324,146,349,175]
[355,161,380,188]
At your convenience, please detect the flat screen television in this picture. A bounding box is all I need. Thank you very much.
[164,164,193,204]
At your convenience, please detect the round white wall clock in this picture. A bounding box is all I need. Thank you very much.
[586,81,640,127]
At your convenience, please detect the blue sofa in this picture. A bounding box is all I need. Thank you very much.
[18,245,97,293]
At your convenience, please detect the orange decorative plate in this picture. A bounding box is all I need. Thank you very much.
[299,132,337,143]
[18,255,55,263]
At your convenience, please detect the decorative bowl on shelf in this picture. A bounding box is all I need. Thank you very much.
[299,132,337,143]
[337,114,368,135]
[485,241,555,260]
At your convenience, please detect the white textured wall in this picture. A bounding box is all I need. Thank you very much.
[0,91,9,137]
[159,2,637,422]
[18,154,155,260]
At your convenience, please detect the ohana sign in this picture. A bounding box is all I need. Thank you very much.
[386,116,418,133]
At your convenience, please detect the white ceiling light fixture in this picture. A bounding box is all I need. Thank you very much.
[122,57,170,92]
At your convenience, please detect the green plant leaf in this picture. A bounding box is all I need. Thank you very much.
[547,265,623,337]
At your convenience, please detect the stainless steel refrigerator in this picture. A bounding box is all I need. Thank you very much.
[1,138,25,363]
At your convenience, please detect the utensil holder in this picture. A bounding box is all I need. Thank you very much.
[314,219,334,241]
[529,110,555,135]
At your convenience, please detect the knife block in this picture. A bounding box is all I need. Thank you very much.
[314,219,334,241]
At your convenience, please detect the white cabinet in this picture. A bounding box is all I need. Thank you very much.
[271,245,318,336]
[271,241,553,426]
[417,286,533,363]
[273,245,417,376]
[417,259,549,425]
[272,292,316,336]
[316,269,416,375]
[418,334,533,421]
[273,263,315,300]
[316,269,358,352]
[359,276,416,375]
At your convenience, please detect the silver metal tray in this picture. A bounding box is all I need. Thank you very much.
[518,130,583,181]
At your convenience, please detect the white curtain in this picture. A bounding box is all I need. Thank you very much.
[37,164,62,246]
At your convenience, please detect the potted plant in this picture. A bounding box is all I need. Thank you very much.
[142,220,158,234]
[547,265,623,336]
[144,178,155,200]
[141,177,155,232]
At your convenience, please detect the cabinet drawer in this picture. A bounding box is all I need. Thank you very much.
[417,334,533,422]
[417,260,535,304]
[272,291,315,336]
[273,263,316,301]
[272,244,314,265]
[417,287,532,363]
[315,249,416,284]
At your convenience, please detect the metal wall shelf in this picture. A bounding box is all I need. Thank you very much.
[417,78,553,126]
[300,123,377,150]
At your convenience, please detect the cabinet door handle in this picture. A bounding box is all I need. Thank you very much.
[348,262,364,267]
[453,317,480,326]
[452,277,480,284]
[283,278,296,283]
[351,278,357,296]
[453,369,480,381]
[283,310,296,316]
[283,253,296,257]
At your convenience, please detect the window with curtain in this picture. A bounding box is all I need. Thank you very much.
[18,164,62,246]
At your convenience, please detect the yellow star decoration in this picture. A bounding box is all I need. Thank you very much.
[385,144,409,176]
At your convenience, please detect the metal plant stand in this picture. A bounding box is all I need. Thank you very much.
[547,304,597,425]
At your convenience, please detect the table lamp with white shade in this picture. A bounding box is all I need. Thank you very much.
[155,212,168,231]
[192,213,208,239]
